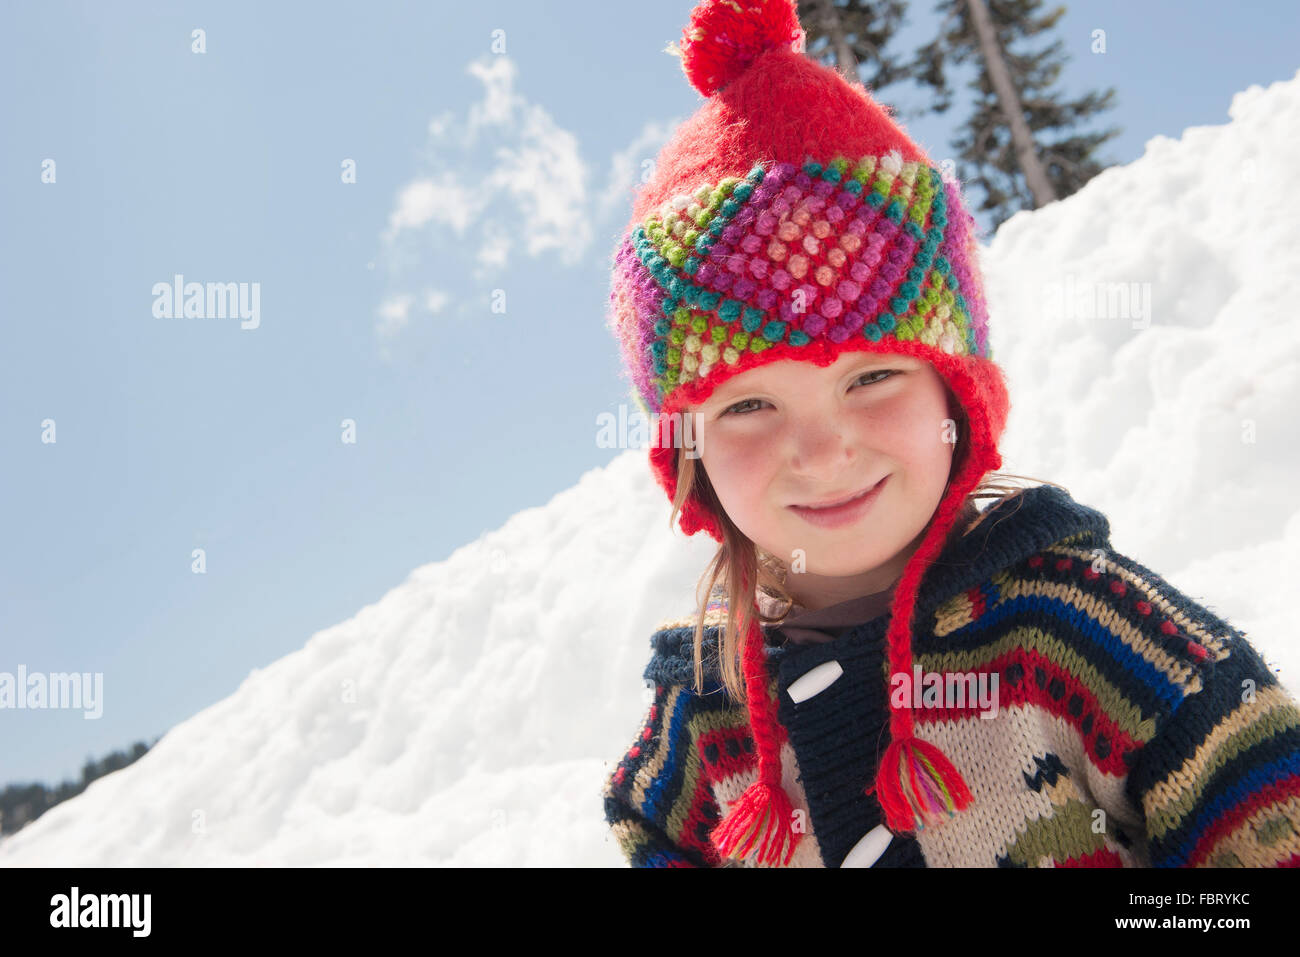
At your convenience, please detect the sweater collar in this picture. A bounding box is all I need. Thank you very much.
[645,484,1111,687]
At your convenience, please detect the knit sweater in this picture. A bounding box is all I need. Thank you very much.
[602,485,1300,867]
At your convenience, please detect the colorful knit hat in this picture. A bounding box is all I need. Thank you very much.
[606,0,1011,865]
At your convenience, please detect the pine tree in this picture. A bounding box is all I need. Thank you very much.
[797,0,912,99]
[912,0,1121,229]
[1,738,155,836]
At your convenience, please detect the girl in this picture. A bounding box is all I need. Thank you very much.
[602,0,1300,867]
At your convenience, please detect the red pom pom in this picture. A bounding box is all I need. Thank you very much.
[678,0,806,97]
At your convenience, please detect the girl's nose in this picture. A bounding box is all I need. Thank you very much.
[788,415,855,475]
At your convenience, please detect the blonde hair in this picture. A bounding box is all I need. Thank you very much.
[669,393,1069,703]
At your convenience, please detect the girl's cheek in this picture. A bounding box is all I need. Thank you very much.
[722,431,781,477]
[849,394,931,456]
[705,429,776,497]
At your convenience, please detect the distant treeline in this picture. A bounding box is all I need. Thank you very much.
[1,738,158,836]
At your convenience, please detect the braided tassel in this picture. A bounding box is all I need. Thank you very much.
[862,448,991,834]
[710,778,799,865]
[709,591,801,866]
[867,735,973,833]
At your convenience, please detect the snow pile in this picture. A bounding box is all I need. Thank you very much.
[0,451,713,866]
[3,69,1298,866]
[983,67,1300,687]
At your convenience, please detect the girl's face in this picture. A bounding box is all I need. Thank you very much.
[689,350,957,611]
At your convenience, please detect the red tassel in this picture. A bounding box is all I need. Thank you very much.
[866,735,973,834]
[710,778,800,865]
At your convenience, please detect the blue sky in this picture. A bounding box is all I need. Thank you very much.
[2,0,1297,786]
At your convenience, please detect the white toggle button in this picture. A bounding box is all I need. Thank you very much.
[841,824,894,867]
[786,659,844,703]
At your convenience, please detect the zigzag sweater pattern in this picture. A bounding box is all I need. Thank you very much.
[602,486,1300,867]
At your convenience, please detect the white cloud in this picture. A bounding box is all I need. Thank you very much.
[384,174,483,239]
[474,224,512,276]
[375,52,677,352]
[427,110,455,139]
[465,56,518,136]
[375,295,415,362]
[381,53,589,271]
[424,289,450,314]
[596,117,681,226]
[483,106,588,264]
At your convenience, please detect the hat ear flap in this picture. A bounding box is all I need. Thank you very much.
[678,450,726,543]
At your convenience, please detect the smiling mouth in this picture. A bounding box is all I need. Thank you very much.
[791,478,884,510]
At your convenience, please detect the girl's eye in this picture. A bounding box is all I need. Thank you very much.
[721,369,899,416]
[722,398,766,416]
[854,369,898,388]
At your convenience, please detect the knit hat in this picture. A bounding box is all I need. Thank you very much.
[606,0,1011,865]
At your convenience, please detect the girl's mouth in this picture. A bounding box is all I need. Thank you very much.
[788,476,888,529]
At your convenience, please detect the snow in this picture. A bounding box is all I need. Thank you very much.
[4,69,1298,866]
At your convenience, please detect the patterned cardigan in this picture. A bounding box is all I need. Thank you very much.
[602,486,1300,867]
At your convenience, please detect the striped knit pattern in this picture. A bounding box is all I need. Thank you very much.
[602,679,829,868]
[602,486,1300,867]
